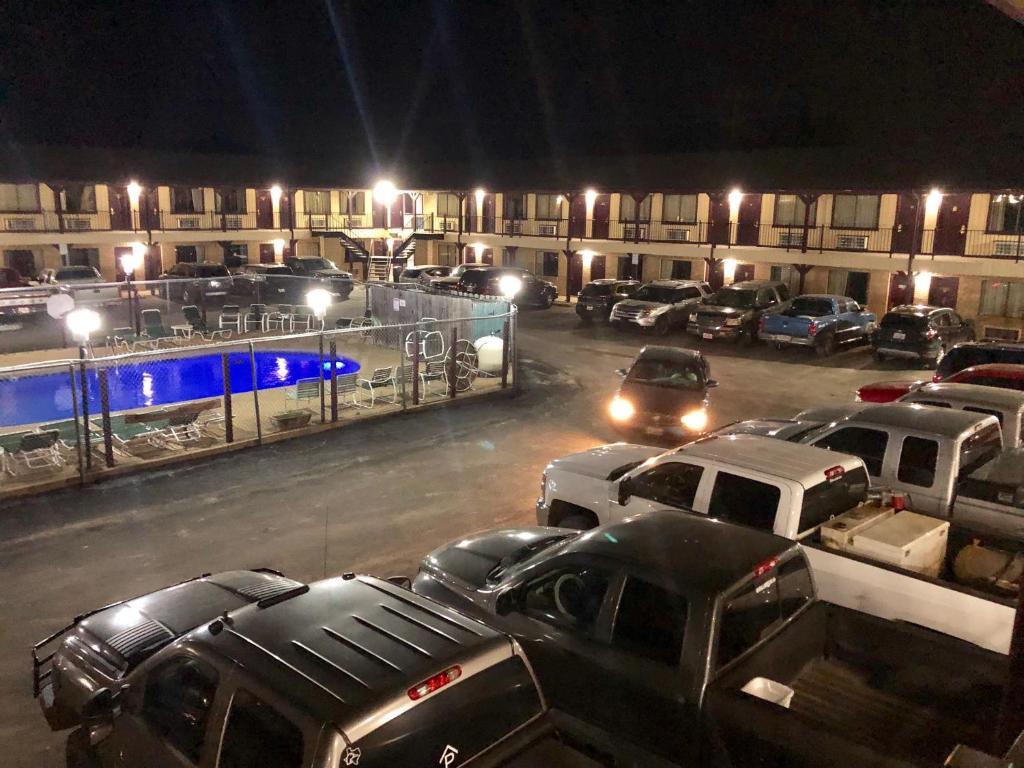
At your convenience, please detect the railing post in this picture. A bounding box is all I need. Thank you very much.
[398,324,408,410]
[318,330,326,423]
[248,342,262,444]
[79,360,92,471]
[222,353,234,443]
[68,363,85,482]
[501,317,510,389]
[330,340,339,422]
[411,324,421,406]
[98,368,114,468]
[448,326,458,400]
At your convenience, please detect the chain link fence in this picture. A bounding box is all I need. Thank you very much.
[0,286,517,498]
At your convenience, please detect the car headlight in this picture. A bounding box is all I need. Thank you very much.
[609,396,635,422]
[724,317,743,326]
[649,305,669,315]
[681,408,708,432]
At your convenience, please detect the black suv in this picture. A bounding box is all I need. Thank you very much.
[872,304,975,367]
[456,267,558,308]
[688,279,792,344]
[935,340,1024,380]
[233,263,303,300]
[158,262,233,304]
[576,279,640,323]
[34,569,554,768]
[284,256,354,300]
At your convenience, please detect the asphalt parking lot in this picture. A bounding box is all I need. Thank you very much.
[0,305,925,767]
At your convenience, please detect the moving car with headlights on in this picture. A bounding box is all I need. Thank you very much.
[759,294,876,356]
[34,568,561,768]
[608,279,709,334]
[38,266,120,307]
[575,278,639,323]
[688,279,791,344]
[608,346,715,440]
[871,305,974,366]
[414,512,1008,768]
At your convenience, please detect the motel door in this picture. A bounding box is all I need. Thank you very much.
[927,276,959,309]
[891,194,921,255]
[109,186,133,230]
[590,255,606,280]
[733,264,755,283]
[888,272,912,309]
[568,252,584,296]
[259,244,276,264]
[592,195,610,239]
[279,192,292,229]
[373,202,388,228]
[932,194,971,256]
[145,246,162,281]
[569,196,587,238]
[395,193,414,229]
[736,194,761,246]
[256,190,274,229]
[709,196,730,244]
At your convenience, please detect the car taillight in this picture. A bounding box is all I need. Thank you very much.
[808,321,818,336]
[752,557,778,579]
[408,665,462,700]
[925,328,938,340]
[759,317,766,332]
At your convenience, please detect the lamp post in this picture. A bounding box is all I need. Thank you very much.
[306,288,332,423]
[498,274,523,303]
[121,243,145,334]
[66,307,101,470]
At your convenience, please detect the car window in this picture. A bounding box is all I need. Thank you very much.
[959,423,1003,478]
[812,426,889,476]
[717,572,779,668]
[897,436,938,487]
[55,266,99,280]
[628,359,704,390]
[934,312,951,327]
[798,466,870,532]
[707,472,781,531]
[964,406,1003,426]
[219,689,304,768]
[142,656,219,763]
[756,288,776,306]
[521,566,612,636]
[789,297,835,316]
[776,284,791,301]
[680,286,701,300]
[611,577,687,666]
[630,462,704,508]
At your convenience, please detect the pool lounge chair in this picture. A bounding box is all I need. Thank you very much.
[243,304,268,332]
[356,366,398,406]
[0,430,63,475]
[219,305,242,332]
[291,306,315,331]
[183,305,232,342]
[153,399,222,445]
[331,373,368,409]
[287,378,322,405]
[94,411,171,458]
[139,310,178,349]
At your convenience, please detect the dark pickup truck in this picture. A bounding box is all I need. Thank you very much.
[414,512,1007,768]
[33,569,577,768]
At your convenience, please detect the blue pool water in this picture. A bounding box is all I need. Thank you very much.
[0,351,361,428]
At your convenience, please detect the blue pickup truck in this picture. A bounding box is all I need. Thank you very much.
[759,294,876,356]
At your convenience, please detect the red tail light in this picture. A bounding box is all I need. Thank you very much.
[752,557,778,579]
[759,317,766,333]
[808,321,818,336]
[408,665,462,700]
[932,373,942,382]
[925,328,938,340]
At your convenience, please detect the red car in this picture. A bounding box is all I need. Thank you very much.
[856,363,1024,402]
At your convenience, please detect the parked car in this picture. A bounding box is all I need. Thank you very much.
[575,278,639,323]
[854,362,1024,403]
[608,279,709,334]
[608,345,715,439]
[34,568,556,768]
[0,266,29,288]
[429,263,480,291]
[400,264,453,285]
[759,294,876,356]
[38,266,120,306]
[898,382,1024,447]
[871,305,974,367]
[157,262,233,304]
[232,263,303,300]
[935,341,1024,380]
[0,267,50,319]
[284,256,354,300]
[449,266,558,308]
[688,279,791,344]
[414,512,1007,767]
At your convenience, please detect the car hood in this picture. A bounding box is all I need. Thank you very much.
[422,528,569,589]
[619,380,705,413]
[696,304,751,316]
[311,268,352,278]
[546,442,664,480]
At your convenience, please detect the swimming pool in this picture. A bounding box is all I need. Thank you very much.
[0,351,361,428]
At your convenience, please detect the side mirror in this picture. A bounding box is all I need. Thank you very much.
[617,478,632,506]
[386,575,412,590]
[615,368,628,377]
[706,379,719,388]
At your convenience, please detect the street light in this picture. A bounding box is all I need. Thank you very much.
[374,179,398,231]
[126,181,142,207]
[120,243,146,334]
[306,288,332,330]
[66,308,101,359]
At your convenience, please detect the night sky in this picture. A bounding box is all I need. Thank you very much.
[1,0,1022,175]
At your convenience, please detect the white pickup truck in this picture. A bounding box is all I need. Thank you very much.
[536,434,1016,654]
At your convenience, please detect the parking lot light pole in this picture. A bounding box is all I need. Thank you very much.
[306,288,332,423]
[121,244,145,335]
[66,308,101,470]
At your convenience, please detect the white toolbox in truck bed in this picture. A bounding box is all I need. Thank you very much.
[820,504,896,549]
[848,511,950,577]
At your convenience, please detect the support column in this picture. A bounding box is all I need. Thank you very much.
[799,193,818,255]
[796,264,814,294]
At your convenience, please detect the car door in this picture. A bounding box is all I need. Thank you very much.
[948,309,971,344]
[933,310,954,348]
[216,677,319,768]
[98,652,228,768]
[836,299,860,341]
[617,460,707,519]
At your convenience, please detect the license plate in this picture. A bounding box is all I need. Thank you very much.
[645,426,664,436]
[584,305,593,311]
[16,307,30,315]
[893,331,906,340]
[702,332,713,340]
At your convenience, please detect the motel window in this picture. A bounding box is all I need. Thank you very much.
[979,280,1024,319]
[770,265,802,296]
[827,269,870,305]
[831,194,880,229]
[67,247,100,269]
[303,190,331,215]
[171,187,204,214]
[0,183,39,212]
[988,195,1023,234]
[504,193,527,220]
[535,194,562,220]
[436,193,461,218]
[541,252,559,277]
[619,194,652,222]
[224,244,249,268]
[62,184,97,213]
[774,195,815,227]
[215,188,247,214]
[662,194,697,224]
[340,191,365,215]
[437,242,459,266]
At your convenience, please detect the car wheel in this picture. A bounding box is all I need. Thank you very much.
[578,315,593,325]
[815,334,837,357]
[544,293,554,309]
[653,316,670,336]
[926,346,946,370]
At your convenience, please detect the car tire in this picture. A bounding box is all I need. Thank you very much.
[543,293,554,309]
[66,728,100,768]
[815,334,837,357]
[578,315,593,325]
[737,329,753,347]
[774,342,786,351]
[559,513,598,531]
[653,316,670,336]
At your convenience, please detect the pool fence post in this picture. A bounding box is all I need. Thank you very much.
[501,317,510,389]
[448,326,458,400]
[79,359,92,471]
[221,353,234,443]
[330,340,339,422]
[319,330,326,423]
[248,342,262,444]
[98,368,114,468]
[397,324,408,411]
[412,323,421,406]
[68,363,85,483]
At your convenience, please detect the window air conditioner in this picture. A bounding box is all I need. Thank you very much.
[665,228,690,242]
[836,234,869,250]
[778,231,804,247]
[538,223,557,236]
[308,214,327,229]
[623,224,649,240]
[224,216,243,229]
[178,217,201,229]
[6,218,36,231]
[994,240,1021,257]
[64,217,92,231]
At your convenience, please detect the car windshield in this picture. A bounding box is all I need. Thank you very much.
[194,265,229,277]
[581,283,613,297]
[485,532,579,583]
[629,358,704,389]
[299,258,337,270]
[634,285,689,303]
[881,313,927,329]
[706,288,756,308]
[55,267,99,280]
[787,298,835,316]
